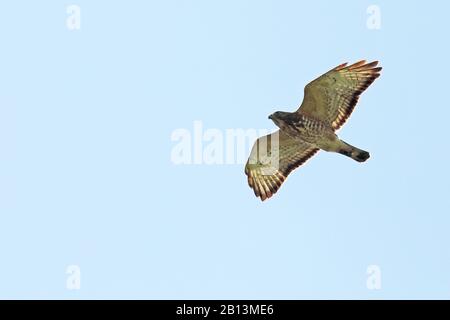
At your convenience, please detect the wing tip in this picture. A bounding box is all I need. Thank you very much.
[339,60,382,72]
[334,62,348,71]
[245,169,284,202]
[348,60,367,69]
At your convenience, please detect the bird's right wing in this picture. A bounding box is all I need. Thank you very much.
[245,130,319,201]
[297,60,382,130]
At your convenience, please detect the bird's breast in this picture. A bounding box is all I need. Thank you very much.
[283,115,330,143]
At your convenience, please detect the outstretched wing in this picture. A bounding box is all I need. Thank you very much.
[297,60,382,130]
[245,130,319,201]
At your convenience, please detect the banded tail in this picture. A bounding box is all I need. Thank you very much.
[338,141,370,162]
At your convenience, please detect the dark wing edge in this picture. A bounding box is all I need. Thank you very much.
[330,60,382,130]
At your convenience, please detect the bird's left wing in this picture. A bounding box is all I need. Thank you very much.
[245,130,319,201]
[297,60,382,130]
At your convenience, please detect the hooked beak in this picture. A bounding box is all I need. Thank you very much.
[268,114,273,120]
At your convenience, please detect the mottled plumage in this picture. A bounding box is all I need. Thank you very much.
[245,60,382,201]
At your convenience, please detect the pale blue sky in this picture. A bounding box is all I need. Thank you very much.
[0,1,449,299]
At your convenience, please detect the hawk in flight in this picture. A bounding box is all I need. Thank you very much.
[245,60,382,201]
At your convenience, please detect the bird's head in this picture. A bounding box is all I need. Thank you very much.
[268,111,291,127]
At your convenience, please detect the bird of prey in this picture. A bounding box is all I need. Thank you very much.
[245,60,382,201]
